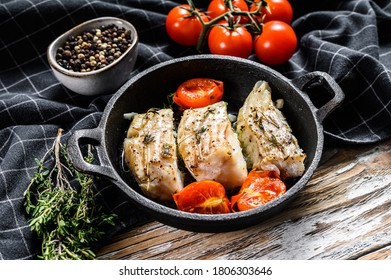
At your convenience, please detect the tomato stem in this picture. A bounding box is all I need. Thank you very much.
[187,0,196,10]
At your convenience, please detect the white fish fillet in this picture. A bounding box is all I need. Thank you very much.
[236,81,306,180]
[123,108,183,202]
[177,101,248,190]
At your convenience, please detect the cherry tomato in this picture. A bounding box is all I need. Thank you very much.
[166,4,209,47]
[173,180,231,214]
[254,20,297,65]
[208,21,253,58]
[207,0,249,24]
[173,78,224,109]
[231,170,286,212]
[250,0,293,24]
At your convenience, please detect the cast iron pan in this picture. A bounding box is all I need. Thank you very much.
[67,54,344,232]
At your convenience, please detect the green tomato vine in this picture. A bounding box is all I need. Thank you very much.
[184,0,269,52]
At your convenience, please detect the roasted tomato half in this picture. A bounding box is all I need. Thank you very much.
[173,78,224,109]
[173,180,231,214]
[231,170,286,212]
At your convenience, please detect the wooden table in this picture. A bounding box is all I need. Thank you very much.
[97,138,391,260]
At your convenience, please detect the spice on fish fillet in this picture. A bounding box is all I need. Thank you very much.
[123,108,184,202]
[236,81,306,180]
[177,101,248,190]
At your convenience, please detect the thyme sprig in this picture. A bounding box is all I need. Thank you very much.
[24,128,116,260]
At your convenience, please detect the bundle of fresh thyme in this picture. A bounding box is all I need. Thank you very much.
[24,128,116,260]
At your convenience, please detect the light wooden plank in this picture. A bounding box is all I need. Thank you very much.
[357,245,391,260]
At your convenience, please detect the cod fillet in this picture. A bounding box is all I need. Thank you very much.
[123,108,184,202]
[236,81,306,180]
[177,101,248,190]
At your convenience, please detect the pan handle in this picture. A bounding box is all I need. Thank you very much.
[292,71,345,123]
[67,127,118,181]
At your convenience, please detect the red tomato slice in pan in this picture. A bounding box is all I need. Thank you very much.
[231,170,286,212]
[173,180,231,214]
[173,78,224,109]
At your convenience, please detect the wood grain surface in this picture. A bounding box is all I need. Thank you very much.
[97,138,391,260]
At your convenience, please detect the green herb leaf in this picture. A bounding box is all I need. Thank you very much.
[24,128,116,260]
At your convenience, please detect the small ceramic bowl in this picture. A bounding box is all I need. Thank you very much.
[47,17,138,96]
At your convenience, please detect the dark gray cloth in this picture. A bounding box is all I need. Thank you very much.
[0,0,390,259]
[287,0,391,143]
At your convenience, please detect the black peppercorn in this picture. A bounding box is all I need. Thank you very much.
[56,23,132,72]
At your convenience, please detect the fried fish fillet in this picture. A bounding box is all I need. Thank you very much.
[177,101,248,190]
[236,81,306,180]
[123,108,184,202]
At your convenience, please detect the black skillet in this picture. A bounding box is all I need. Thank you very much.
[67,54,344,232]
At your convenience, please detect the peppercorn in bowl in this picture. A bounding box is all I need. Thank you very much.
[47,17,138,96]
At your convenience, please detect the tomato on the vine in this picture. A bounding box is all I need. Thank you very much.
[231,170,286,212]
[250,0,293,24]
[254,20,297,65]
[173,78,224,109]
[208,21,253,59]
[166,4,209,47]
[207,0,249,24]
[173,180,231,214]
